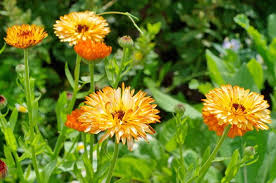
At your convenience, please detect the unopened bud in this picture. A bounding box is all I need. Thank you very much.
[16,64,25,73]
[174,103,185,114]
[15,103,28,113]
[118,35,133,48]
[0,95,7,110]
[0,160,7,178]
[244,146,256,157]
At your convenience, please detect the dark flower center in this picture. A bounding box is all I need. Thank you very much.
[112,110,125,121]
[19,31,31,37]
[76,24,89,33]
[232,103,246,111]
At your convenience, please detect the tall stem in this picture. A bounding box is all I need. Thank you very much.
[106,143,119,183]
[24,49,34,138]
[12,151,25,183]
[89,63,95,93]
[187,126,231,183]
[68,54,82,112]
[114,47,128,88]
[24,49,41,183]
[89,62,95,173]
[53,54,81,158]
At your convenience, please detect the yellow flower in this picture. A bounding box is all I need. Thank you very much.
[4,24,48,49]
[15,103,28,113]
[54,11,110,45]
[74,40,112,61]
[66,84,160,150]
[202,85,271,138]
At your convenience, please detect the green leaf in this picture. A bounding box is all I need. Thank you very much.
[8,108,18,131]
[65,62,74,89]
[41,160,57,183]
[222,149,241,183]
[144,78,201,119]
[55,92,67,131]
[257,132,276,183]
[0,43,6,54]
[114,157,156,182]
[4,127,17,152]
[206,49,227,85]
[229,64,259,92]
[268,14,276,39]
[247,59,264,90]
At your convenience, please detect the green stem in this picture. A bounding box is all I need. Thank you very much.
[106,143,119,183]
[68,54,82,112]
[23,49,34,138]
[31,148,41,183]
[89,63,95,173]
[90,134,94,171]
[114,47,128,88]
[12,151,25,183]
[53,54,81,158]
[187,126,231,183]
[89,63,95,93]
[24,49,41,183]
[97,11,143,34]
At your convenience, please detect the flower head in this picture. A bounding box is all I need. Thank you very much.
[4,24,48,49]
[202,85,271,138]
[0,160,7,178]
[74,40,111,61]
[66,84,160,150]
[54,11,110,45]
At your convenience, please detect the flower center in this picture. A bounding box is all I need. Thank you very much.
[76,24,89,33]
[232,103,246,112]
[112,110,125,121]
[19,31,31,37]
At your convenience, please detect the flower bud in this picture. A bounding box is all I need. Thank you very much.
[174,103,185,114]
[118,35,133,48]
[15,103,28,113]
[0,95,7,110]
[244,146,256,157]
[0,160,7,178]
[15,64,25,73]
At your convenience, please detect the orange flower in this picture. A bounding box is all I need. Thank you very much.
[0,160,7,178]
[74,40,112,61]
[66,84,160,150]
[54,11,110,45]
[4,24,48,49]
[202,85,271,138]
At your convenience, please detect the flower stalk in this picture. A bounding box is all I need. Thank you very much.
[53,54,81,158]
[106,142,119,183]
[187,125,231,183]
[23,49,41,183]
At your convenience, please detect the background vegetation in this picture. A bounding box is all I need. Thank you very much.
[1,0,276,182]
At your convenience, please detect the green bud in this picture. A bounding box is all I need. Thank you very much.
[118,35,133,48]
[174,103,185,114]
[0,95,7,110]
[244,146,256,157]
[16,64,25,73]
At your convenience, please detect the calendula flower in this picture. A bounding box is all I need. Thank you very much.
[202,85,271,138]
[74,40,111,61]
[0,160,7,178]
[66,84,160,150]
[54,11,110,45]
[4,24,48,49]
